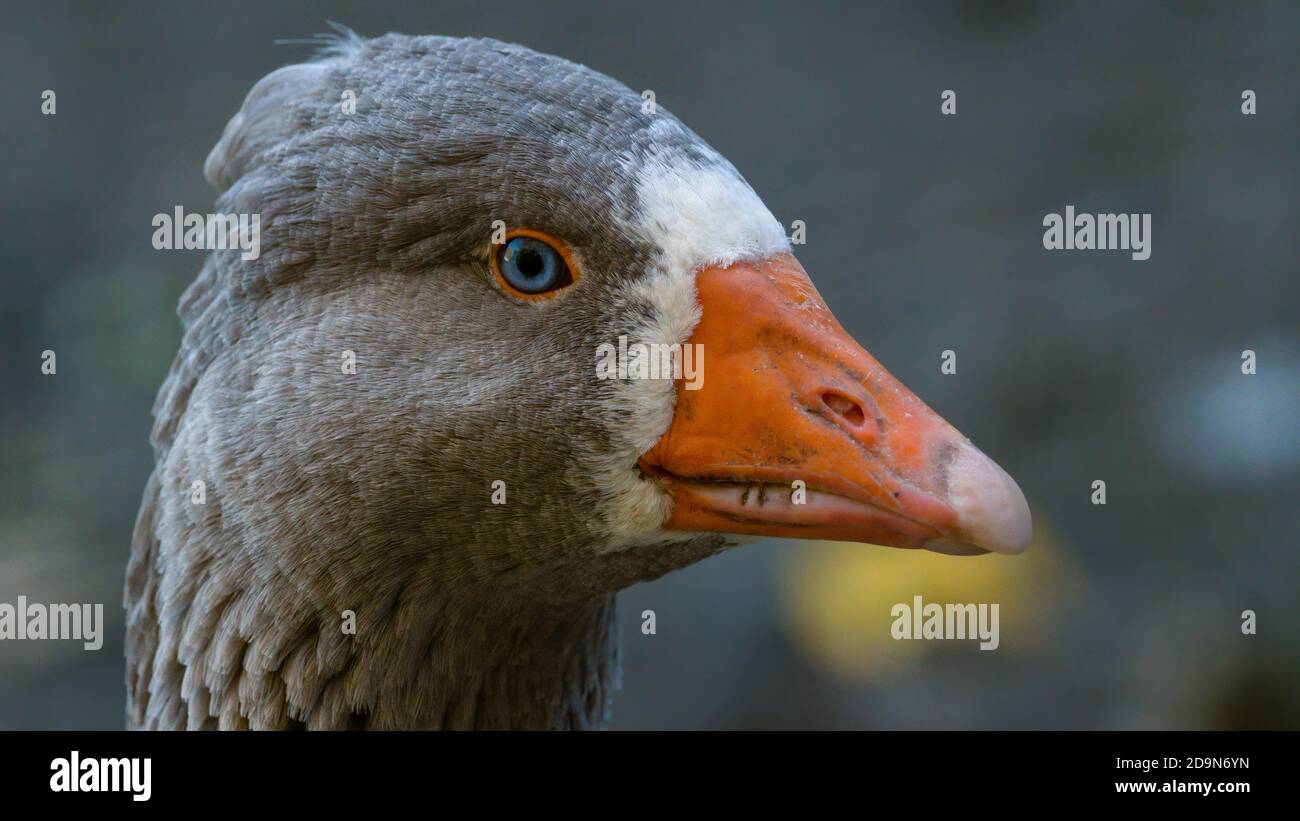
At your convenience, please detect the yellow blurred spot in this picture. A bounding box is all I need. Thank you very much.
[778,512,1073,681]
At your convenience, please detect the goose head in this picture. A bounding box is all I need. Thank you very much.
[129,31,1029,730]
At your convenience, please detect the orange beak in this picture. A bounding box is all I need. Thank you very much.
[639,253,1031,555]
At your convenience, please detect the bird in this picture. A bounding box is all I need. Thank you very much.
[126,29,1031,730]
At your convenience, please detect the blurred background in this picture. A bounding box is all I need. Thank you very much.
[1,0,1296,729]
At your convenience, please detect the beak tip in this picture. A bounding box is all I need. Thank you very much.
[944,444,1033,555]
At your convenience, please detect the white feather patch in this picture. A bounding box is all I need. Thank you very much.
[631,150,790,275]
[592,268,699,550]
[592,152,789,551]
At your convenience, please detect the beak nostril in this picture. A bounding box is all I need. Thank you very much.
[822,391,866,427]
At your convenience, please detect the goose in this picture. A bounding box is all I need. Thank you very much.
[126,30,1031,730]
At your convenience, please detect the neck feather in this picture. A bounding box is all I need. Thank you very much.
[127,473,621,730]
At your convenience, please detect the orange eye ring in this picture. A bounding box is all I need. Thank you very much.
[489,228,582,301]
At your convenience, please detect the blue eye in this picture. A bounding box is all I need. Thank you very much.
[495,234,574,296]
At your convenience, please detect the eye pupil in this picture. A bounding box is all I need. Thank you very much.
[516,249,544,277]
[496,235,573,296]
